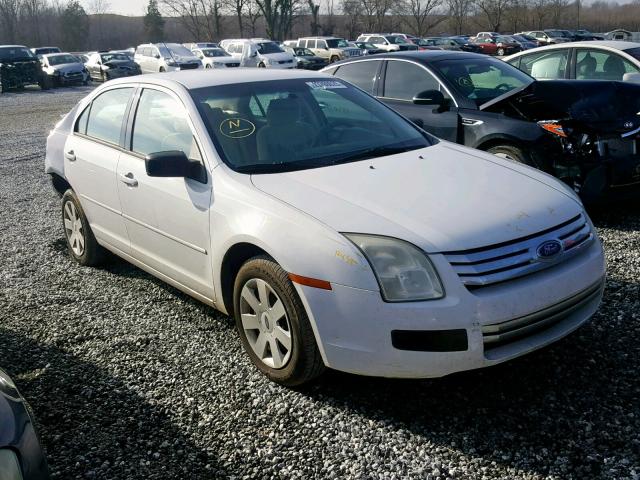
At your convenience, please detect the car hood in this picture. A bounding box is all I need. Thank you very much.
[50,63,83,72]
[482,79,640,135]
[104,59,137,68]
[261,52,294,61]
[250,142,581,252]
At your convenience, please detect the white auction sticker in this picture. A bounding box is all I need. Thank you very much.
[306,80,347,90]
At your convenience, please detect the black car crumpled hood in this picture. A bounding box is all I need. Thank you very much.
[104,59,136,69]
[484,80,640,135]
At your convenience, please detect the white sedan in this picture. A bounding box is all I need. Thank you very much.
[45,70,605,386]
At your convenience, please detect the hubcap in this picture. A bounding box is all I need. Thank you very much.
[239,278,292,369]
[493,152,517,161]
[63,200,85,256]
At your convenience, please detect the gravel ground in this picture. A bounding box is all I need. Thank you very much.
[0,86,639,480]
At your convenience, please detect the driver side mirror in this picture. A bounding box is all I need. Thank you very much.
[413,89,446,107]
[155,54,161,59]
[145,151,206,183]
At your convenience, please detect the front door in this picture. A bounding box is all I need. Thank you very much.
[64,87,134,254]
[379,59,459,142]
[116,87,213,299]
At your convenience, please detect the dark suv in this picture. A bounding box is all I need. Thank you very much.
[0,45,50,93]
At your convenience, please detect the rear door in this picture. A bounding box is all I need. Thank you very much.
[378,59,459,142]
[116,86,213,299]
[63,87,135,254]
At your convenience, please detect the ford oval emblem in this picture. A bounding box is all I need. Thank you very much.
[536,239,563,261]
[624,121,634,129]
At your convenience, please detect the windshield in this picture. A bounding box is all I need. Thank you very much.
[47,54,80,65]
[326,39,349,48]
[202,48,227,57]
[450,38,466,45]
[386,36,407,45]
[165,43,194,57]
[433,58,533,107]
[545,30,564,37]
[257,42,283,54]
[101,53,130,62]
[496,36,513,43]
[293,47,314,56]
[190,79,432,174]
[0,46,34,61]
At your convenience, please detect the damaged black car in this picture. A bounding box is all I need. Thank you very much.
[325,51,640,203]
[0,45,51,93]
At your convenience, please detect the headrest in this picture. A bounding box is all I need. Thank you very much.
[266,97,300,125]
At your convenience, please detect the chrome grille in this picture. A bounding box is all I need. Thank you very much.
[482,279,604,350]
[443,213,594,288]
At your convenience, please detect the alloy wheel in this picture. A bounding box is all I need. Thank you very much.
[239,278,292,369]
[63,200,85,256]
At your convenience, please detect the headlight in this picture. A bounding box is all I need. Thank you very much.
[0,449,22,480]
[165,59,176,66]
[344,234,444,302]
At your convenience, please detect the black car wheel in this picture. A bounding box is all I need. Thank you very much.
[233,256,325,386]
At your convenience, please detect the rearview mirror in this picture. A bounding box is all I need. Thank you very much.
[155,54,161,59]
[145,151,206,183]
[413,90,445,107]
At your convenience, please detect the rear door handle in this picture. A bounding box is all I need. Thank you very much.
[65,150,76,161]
[120,172,138,187]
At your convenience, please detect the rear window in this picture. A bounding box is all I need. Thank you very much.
[84,88,133,145]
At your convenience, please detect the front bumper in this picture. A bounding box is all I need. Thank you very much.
[296,237,605,378]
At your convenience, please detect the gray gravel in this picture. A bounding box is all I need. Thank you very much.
[1,86,639,480]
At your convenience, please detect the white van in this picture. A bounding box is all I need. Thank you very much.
[219,39,295,68]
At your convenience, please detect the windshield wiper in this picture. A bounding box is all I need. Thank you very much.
[329,144,424,164]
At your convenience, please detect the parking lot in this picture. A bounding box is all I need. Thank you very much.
[0,86,639,479]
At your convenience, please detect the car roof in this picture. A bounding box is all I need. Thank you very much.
[336,50,484,63]
[504,40,640,60]
[106,69,330,90]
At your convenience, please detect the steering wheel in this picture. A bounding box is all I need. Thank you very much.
[494,83,512,93]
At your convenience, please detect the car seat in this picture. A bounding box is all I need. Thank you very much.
[602,55,626,80]
[576,52,596,79]
[256,97,316,164]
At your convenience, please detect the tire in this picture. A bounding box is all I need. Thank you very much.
[486,144,533,165]
[61,190,105,267]
[257,62,266,68]
[39,75,51,90]
[159,67,166,73]
[329,55,340,63]
[497,48,505,56]
[205,64,211,69]
[233,256,325,387]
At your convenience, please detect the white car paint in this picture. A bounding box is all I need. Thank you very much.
[503,41,640,83]
[219,39,295,68]
[45,69,605,379]
[191,47,240,69]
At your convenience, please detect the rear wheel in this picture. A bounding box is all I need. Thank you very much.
[257,62,266,68]
[61,190,105,266]
[497,47,505,56]
[233,256,325,386]
[329,55,340,63]
[159,67,166,73]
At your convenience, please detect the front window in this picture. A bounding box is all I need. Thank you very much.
[100,53,130,63]
[256,42,283,54]
[0,46,34,61]
[190,79,432,173]
[386,36,407,45]
[202,48,227,57]
[166,43,194,56]
[326,39,349,48]
[46,54,79,65]
[293,47,314,56]
[433,57,533,106]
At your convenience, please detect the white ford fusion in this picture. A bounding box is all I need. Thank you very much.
[45,70,605,386]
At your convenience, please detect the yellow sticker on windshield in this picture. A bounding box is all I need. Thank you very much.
[219,118,256,138]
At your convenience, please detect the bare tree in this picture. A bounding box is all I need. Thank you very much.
[255,0,299,40]
[246,0,261,36]
[360,0,392,31]
[307,0,319,35]
[0,0,21,42]
[530,0,548,28]
[397,0,446,36]
[160,0,222,40]
[474,0,511,31]
[341,0,360,39]
[447,0,472,34]
[21,0,46,44]
[224,0,247,36]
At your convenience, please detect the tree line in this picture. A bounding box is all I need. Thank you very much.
[1,0,640,51]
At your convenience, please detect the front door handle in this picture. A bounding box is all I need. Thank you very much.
[120,172,138,187]
[65,150,76,161]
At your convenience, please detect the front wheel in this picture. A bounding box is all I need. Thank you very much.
[257,62,266,68]
[233,256,325,386]
[329,55,340,63]
[61,190,105,266]
[497,47,505,56]
[486,144,533,165]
